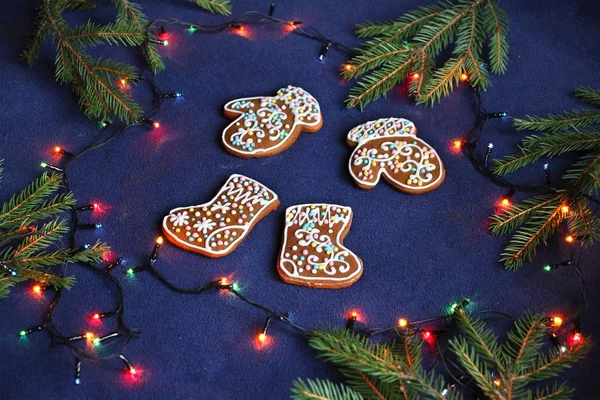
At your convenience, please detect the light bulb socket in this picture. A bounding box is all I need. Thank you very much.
[74,359,82,385]
[106,257,124,271]
[318,42,332,61]
[40,162,64,173]
[487,112,508,118]
[148,37,168,46]
[268,2,276,17]
[77,223,102,230]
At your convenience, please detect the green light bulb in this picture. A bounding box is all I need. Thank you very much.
[188,26,197,33]
[163,40,169,46]
[544,265,551,272]
[93,338,101,346]
[232,283,239,291]
[127,268,134,275]
[19,330,26,337]
[40,162,47,168]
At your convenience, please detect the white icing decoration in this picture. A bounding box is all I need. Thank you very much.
[222,85,321,156]
[347,117,416,145]
[348,135,443,190]
[279,204,362,284]
[162,174,278,257]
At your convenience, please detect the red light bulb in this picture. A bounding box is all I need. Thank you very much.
[412,72,420,79]
[422,331,431,339]
[571,333,582,344]
[153,121,160,129]
[54,146,62,153]
[130,367,137,375]
[92,313,100,320]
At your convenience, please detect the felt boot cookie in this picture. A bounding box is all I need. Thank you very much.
[222,85,323,158]
[162,174,279,257]
[278,204,362,289]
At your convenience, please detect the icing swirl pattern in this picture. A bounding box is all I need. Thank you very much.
[278,204,363,289]
[222,86,323,158]
[162,174,279,257]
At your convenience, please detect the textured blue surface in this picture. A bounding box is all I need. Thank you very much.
[1,0,600,399]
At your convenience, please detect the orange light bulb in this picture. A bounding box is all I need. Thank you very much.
[494,379,501,387]
[561,205,570,214]
[344,64,353,71]
[565,235,574,243]
[219,277,228,286]
[258,333,266,343]
[453,140,463,150]
[398,318,408,328]
[552,316,563,326]
[412,72,420,79]
[156,236,164,245]
[501,198,511,207]
[120,79,127,86]
[85,332,94,339]
[350,311,358,319]
[33,285,41,293]
[460,73,469,81]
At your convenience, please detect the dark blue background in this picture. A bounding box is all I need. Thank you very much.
[1,0,599,398]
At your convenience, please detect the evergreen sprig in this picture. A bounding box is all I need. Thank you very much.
[490,87,600,269]
[0,164,108,298]
[344,0,509,109]
[23,0,232,122]
[292,309,591,400]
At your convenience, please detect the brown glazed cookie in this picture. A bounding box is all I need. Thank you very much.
[278,204,362,289]
[222,85,323,158]
[349,134,445,192]
[346,118,445,193]
[162,174,279,257]
[346,117,417,147]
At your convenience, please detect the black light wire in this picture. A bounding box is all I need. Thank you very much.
[15,7,591,390]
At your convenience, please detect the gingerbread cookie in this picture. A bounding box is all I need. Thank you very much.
[349,134,445,192]
[278,204,362,289]
[222,86,323,158]
[346,117,416,146]
[162,174,279,257]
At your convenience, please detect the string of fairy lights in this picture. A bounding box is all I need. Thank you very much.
[10,1,590,391]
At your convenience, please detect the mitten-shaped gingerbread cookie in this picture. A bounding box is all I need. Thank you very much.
[278,204,362,289]
[222,85,323,158]
[162,174,279,257]
[349,135,445,193]
[346,117,417,146]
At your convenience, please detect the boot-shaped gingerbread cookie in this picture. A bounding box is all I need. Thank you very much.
[278,204,362,289]
[162,174,279,257]
[222,85,323,158]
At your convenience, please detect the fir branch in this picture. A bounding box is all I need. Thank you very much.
[448,336,499,398]
[355,2,450,41]
[530,383,574,400]
[515,341,591,383]
[291,378,364,400]
[452,308,503,371]
[514,109,600,133]
[499,201,567,270]
[143,41,166,73]
[0,173,63,226]
[345,55,414,109]
[346,0,507,108]
[13,219,69,258]
[564,152,600,195]
[188,0,232,16]
[113,0,147,30]
[492,131,600,175]
[0,192,74,231]
[482,0,509,74]
[65,21,144,47]
[503,314,547,375]
[489,194,563,236]
[574,86,600,107]
[567,199,600,243]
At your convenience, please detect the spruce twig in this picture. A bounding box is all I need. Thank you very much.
[489,87,600,269]
[0,165,108,298]
[344,0,509,109]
